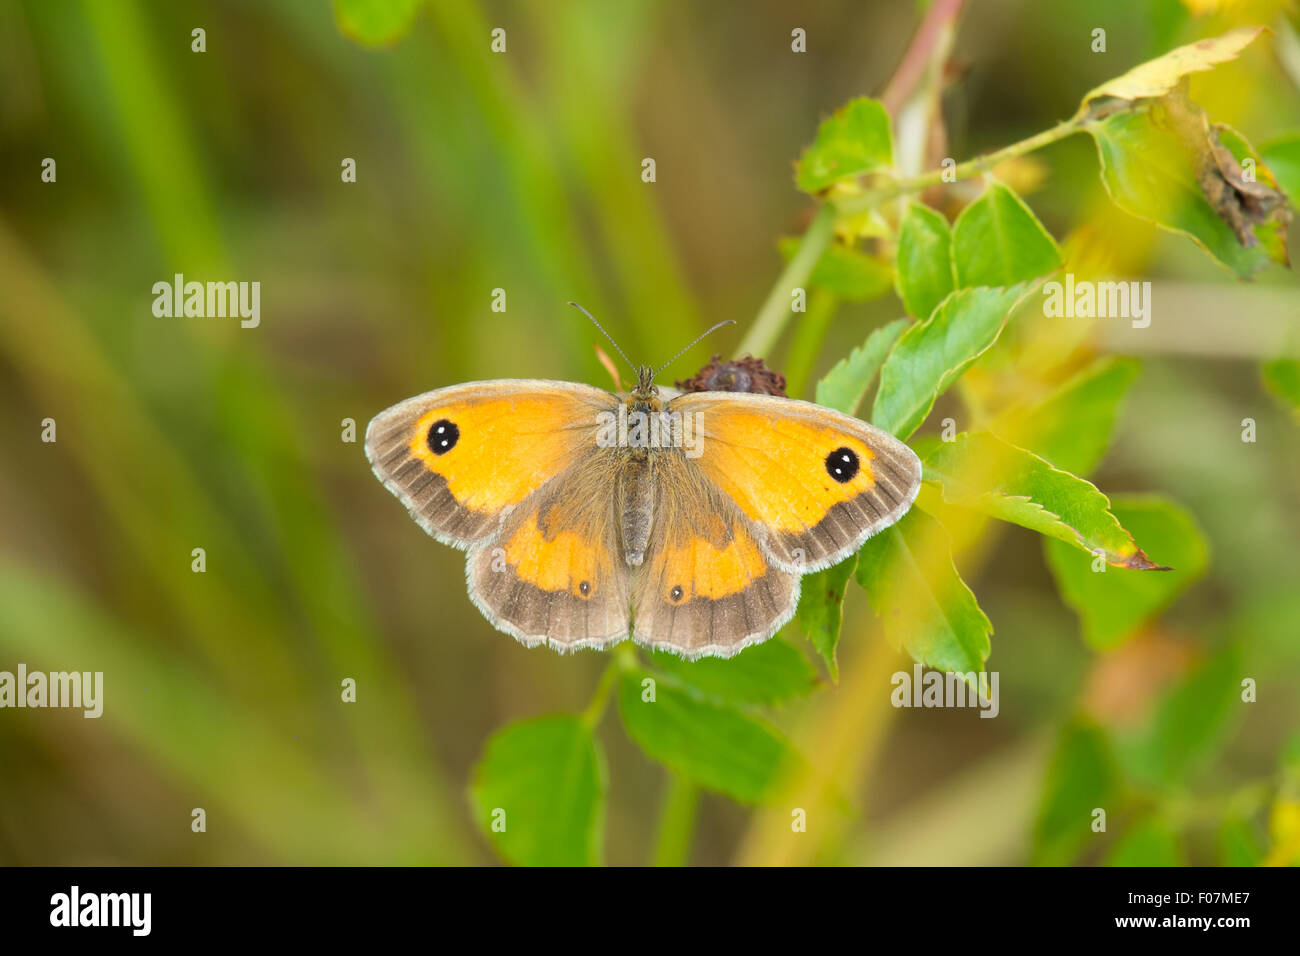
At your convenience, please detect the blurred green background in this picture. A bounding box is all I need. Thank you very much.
[0,0,1297,865]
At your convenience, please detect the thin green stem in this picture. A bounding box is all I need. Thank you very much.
[581,658,621,729]
[734,204,837,359]
[581,644,639,728]
[835,115,1088,216]
[652,773,699,866]
[738,112,1090,363]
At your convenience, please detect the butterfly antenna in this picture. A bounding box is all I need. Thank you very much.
[652,320,737,379]
[569,301,636,374]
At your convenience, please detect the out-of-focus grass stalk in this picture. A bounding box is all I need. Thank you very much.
[780,288,838,399]
[421,0,618,366]
[529,1,703,360]
[652,774,699,867]
[734,204,836,359]
[15,2,474,859]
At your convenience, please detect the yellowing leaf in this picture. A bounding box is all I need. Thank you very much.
[1081,26,1267,106]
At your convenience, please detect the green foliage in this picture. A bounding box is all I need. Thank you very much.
[856,509,992,673]
[1262,358,1300,420]
[1045,496,1209,650]
[1034,721,1120,866]
[795,97,893,193]
[895,203,954,319]
[925,432,1162,569]
[1115,646,1243,789]
[8,4,1292,869]
[1106,815,1184,866]
[1260,133,1300,200]
[950,182,1062,287]
[1218,813,1265,866]
[996,357,1141,476]
[470,716,606,866]
[648,638,818,707]
[795,555,858,680]
[814,319,906,416]
[332,0,424,47]
[1086,108,1277,278]
[778,238,894,301]
[617,672,795,803]
[872,284,1033,439]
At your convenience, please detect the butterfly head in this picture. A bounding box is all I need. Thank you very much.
[567,301,735,402]
[632,365,660,400]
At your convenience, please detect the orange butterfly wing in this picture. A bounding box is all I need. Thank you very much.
[365,380,615,547]
[667,391,922,572]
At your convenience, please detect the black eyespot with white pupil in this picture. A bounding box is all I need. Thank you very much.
[825,446,859,483]
[427,419,459,455]
[579,581,591,597]
[670,585,684,602]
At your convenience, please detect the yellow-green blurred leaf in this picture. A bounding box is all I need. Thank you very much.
[1081,26,1266,105]
[1045,495,1208,649]
[856,509,992,674]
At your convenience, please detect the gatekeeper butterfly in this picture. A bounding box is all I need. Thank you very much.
[366,307,921,659]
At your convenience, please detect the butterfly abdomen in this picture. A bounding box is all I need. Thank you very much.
[618,456,654,567]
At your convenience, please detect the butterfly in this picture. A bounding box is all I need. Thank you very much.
[365,309,921,660]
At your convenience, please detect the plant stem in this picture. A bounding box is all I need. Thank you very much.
[651,773,699,866]
[581,658,622,728]
[738,114,1089,362]
[734,204,837,359]
[835,115,1088,216]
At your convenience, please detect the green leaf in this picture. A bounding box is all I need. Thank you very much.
[855,508,992,674]
[332,0,424,47]
[647,636,818,707]
[778,237,894,301]
[950,182,1061,288]
[1044,495,1209,650]
[1219,812,1265,866]
[924,432,1165,569]
[1106,815,1184,866]
[1080,26,1266,105]
[995,356,1141,476]
[796,97,894,194]
[1260,132,1300,203]
[1086,106,1275,278]
[896,203,954,319]
[1033,720,1120,866]
[618,672,795,803]
[469,715,606,866]
[1262,358,1300,422]
[872,284,1033,439]
[795,555,858,680]
[814,319,906,416]
[1116,646,1242,789]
